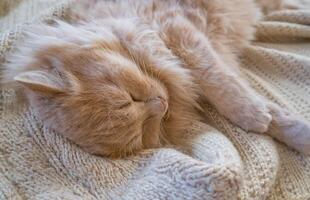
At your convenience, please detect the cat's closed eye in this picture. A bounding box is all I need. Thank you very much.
[130,93,144,102]
[119,101,132,109]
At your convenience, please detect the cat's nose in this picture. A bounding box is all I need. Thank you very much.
[156,96,168,112]
[147,96,168,115]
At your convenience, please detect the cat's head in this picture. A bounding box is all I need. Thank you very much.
[5,21,172,157]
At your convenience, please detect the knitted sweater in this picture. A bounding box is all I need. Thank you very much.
[0,0,310,199]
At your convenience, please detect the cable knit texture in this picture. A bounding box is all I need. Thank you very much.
[0,0,310,199]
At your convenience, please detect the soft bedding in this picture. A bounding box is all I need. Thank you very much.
[1,0,310,199]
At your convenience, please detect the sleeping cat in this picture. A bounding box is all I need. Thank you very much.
[3,0,310,157]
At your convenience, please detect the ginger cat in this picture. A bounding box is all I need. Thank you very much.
[3,0,309,157]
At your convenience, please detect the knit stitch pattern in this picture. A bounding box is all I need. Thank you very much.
[0,0,310,199]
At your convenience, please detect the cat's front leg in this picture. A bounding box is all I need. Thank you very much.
[198,67,273,133]
[159,15,272,133]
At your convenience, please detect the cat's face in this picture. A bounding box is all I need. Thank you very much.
[16,42,169,157]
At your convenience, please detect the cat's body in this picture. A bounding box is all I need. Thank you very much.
[3,0,310,157]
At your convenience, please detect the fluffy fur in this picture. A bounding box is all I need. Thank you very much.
[3,0,310,157]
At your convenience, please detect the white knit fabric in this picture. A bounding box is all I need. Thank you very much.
[0,1,310,199]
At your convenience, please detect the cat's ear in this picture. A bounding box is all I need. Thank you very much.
[14,70,65,94]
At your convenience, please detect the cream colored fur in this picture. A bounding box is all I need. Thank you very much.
[3,0,310,157]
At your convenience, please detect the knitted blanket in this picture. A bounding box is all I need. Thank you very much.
[1,0,310,199]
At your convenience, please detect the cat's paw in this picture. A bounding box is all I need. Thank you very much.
[268,103,310,155]
[226,99,272,133]
[281,119,310,155]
